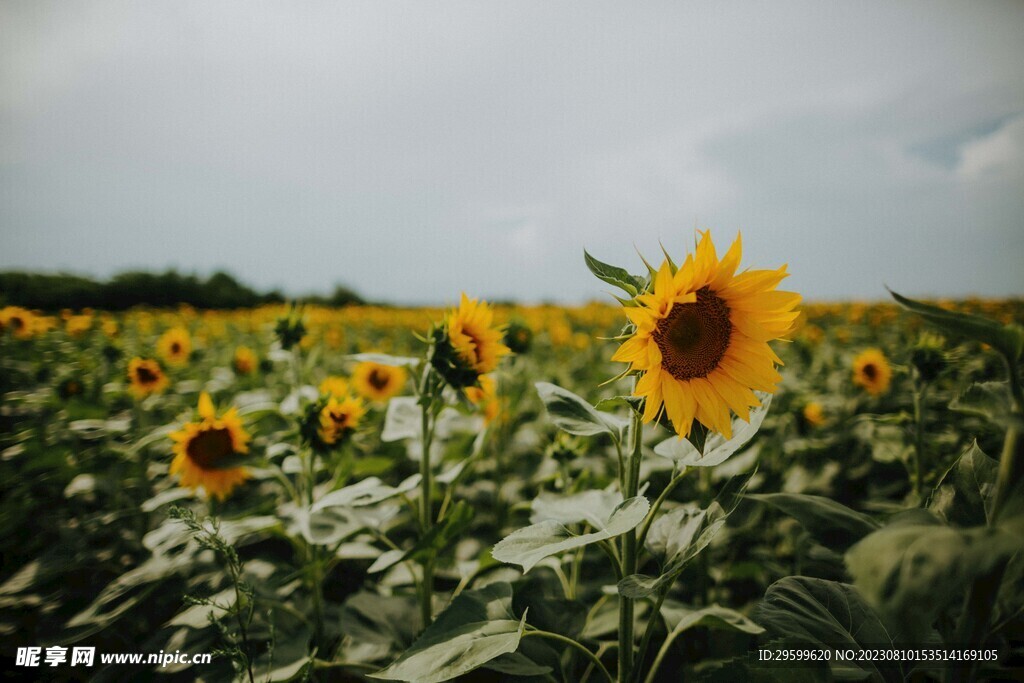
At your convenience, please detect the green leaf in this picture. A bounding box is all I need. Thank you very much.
[746,493,880,551]
[619,502,727,598]
[929,440,999,526]
[346,352,421,367]
[949,381,1023,429]
[583,250,645,296]
[312,474,421,512]
[845,519,1021,640]
[530,489,624,527]
[493,496,650,571]
[655,393,772,466]
[889,290,1024,362]
[369,501,473,573]
[369,582,526,683]
[756,577,906,683]
[661,601,764,637]
[535,382,629,438]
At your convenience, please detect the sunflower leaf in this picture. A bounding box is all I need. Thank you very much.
[368,583,525,683]
[655,393,772,466]
[583,250,645,296]
[746,493,880,551]
[889,290,1024,362]
[493,496,650,572]
[536,382,629,438]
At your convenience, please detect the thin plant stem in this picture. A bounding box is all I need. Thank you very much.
[912,380,929,501]
[619,408,643,683]
[524,630,614,683]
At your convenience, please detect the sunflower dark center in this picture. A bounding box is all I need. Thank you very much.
[11,316,24,330]
[136,366,158,384]
[863,363,877,381]
[327,408,355,431]
[170,342,181,354]
[186,428,234,469]
[652,287,732,380]
[368,369,390,391]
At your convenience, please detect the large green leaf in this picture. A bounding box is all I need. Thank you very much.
[493,496,649,571]
[747,493,880,551]
[929,440,999,526]
[535,382,629,438]
[655,393,772,466]
[890,290,1024,361]
[369,582,526,683]
[845,517,1021,640]
[756,577,905,683]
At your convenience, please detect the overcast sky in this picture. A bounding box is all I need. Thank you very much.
[1,2,1022,304]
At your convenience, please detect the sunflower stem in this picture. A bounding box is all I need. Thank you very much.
[618,408,643,682]
[912,380,929,502]
[418,362,437,630]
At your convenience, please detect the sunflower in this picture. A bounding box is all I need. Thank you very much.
[852,348,891,396]
[0,306,36,340]
[611,232,800,439]
[431,294,511,389]
[802,401,826,427]
[352,362,407,401]
[318,394,367,445]
[158,327,192,366]
[169,392,251,500]
[233,346,257,375]
[466,374,501,424]
[127,357,169,397]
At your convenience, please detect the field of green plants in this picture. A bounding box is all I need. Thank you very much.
[1,241,1022,682]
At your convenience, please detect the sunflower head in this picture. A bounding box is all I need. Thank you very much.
[352,362,407,402]
[274,305,307,350]
[158,327,192,366]
[853,348,892,396]
[65,314,93,338]
[127,357,169,398]
[910,333,947,382]
[503,320,533,354]
[169,392,251,500]
[609,232,800,439]
[233,346,258,375]
[302,394,366,450]
[802,401,826,428]
[430,294,511,390]
[0,306,36,340]
[319,375,350,398]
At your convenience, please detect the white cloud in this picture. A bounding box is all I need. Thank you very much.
[957,116,1024,179]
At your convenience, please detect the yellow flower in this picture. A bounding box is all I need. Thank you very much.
[233,346,257,375]
[852,348,892,396]
[612,232,800,439]
[352,362,407,402]
[447,294,510,375]
[318,394,367,445]
[802,401,826,427]
[466,374,501,424]
[0,306,36,340]
[65,314,93,338]
[127,358,169,398]
[158,327,192,366]
[169,392,251,500]
[319,375,350,397]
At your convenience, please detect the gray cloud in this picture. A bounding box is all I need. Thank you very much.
[1,1,1022,304]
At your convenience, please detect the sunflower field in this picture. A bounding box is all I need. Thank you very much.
[1,233,1023,682]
